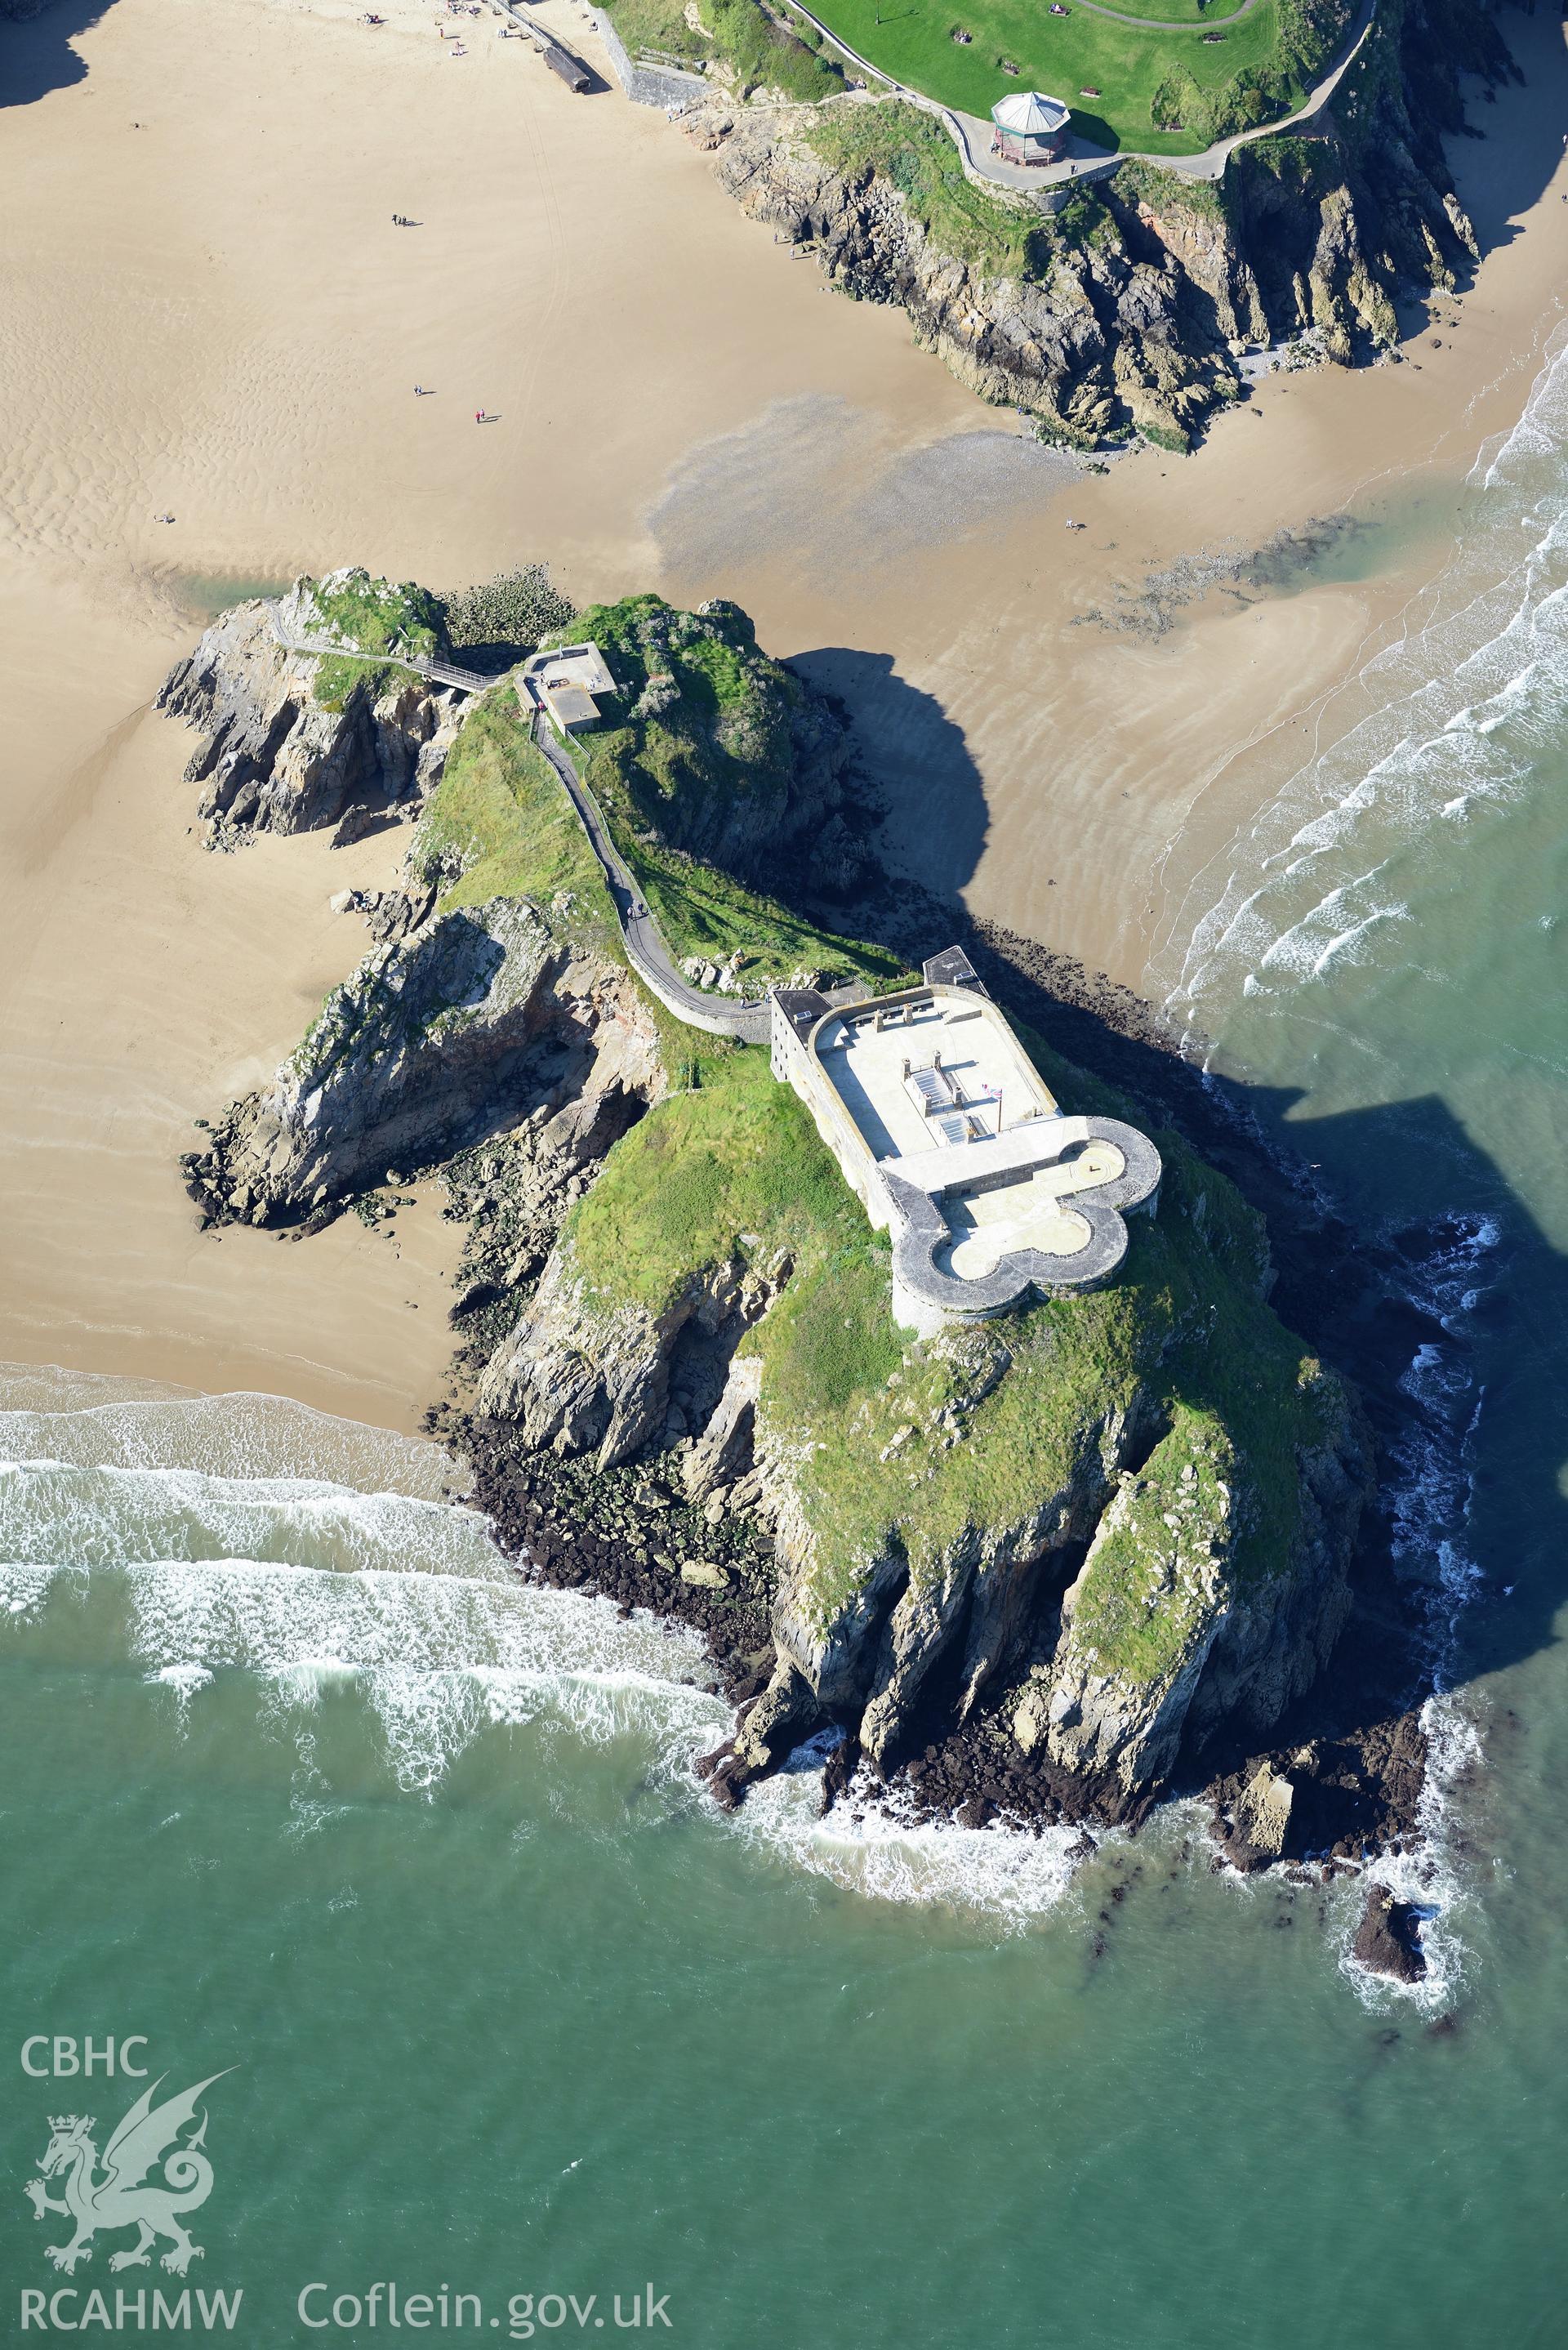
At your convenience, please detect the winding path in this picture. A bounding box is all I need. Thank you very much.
[526,719,772,1043]
[782,0,1375,190]
[1068,0,1262,31]
[264,600,500,694]
[265,600,769,1041]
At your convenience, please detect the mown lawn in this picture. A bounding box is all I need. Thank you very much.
[801,0,1331,156]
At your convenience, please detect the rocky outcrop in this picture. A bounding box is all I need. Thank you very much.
[1013,1387,1365,1798]
[480,1179,1372,1810]
[155,583,458,846]
[1353,1882,1428,1982]
[765,1360,1144,1755]
[581,595,866,896]
[687,101,1236,447]
[479,1245,790,1471]
[680,0,1510,446]
[181,904,661,1227]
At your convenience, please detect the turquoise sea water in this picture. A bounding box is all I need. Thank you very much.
[7,341,1568,2342]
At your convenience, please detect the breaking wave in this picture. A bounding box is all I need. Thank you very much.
[1150,333,1568,2000]
[0,1367,1089,1920]
[1166,319,1568,1033]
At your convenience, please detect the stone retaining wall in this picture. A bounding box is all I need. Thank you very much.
[590,8,707,107]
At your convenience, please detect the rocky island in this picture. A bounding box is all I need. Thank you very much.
[160,569,1436,1969]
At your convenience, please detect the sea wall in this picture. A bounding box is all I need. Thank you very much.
[590,7,706,109]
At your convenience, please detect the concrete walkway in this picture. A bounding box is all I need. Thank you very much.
[265,601,769,1043]
[264,600,500,694]
[785,0,1375,193]
[526,717,772,1044]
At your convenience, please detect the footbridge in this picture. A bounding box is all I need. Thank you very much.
[263,600,501,695]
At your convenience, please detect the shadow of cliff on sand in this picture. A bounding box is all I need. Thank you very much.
[1439,2,1568,266]
[1,0,117,107]
[790,648,991,903]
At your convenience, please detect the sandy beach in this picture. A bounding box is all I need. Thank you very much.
[2,0,1564,1423]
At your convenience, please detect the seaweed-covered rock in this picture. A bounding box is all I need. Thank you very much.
[1353,1884,1428,1982]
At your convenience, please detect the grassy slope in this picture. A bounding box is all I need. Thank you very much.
[564,594,908,992]
[564,1022,1333,1655]
[606,0,844,98]
[807,101,1051,275]
[1064,1403,1236,1683]
[303,570,448,712]
[413,694,617,943]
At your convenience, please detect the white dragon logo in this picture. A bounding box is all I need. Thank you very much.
[24,2072,232,2276]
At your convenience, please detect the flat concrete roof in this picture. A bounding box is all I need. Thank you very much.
[546,684,599,727]
[808,982,1158,1299]
[813,992,1057,1166]
[522,644,616,698]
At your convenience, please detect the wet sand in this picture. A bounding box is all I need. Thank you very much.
[2,0,1563,1421]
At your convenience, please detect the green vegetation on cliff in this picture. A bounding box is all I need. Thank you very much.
[604,0,844,100]
[1065,1404,1236,1683]
[557,593,906,990]
[804,104,1049,279]
[413,697,616,940]
[371,580,902,993]
[562,1019,1338,1656]
[303,570,447,711]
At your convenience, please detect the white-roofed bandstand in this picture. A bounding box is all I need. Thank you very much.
[989,88,1071,167]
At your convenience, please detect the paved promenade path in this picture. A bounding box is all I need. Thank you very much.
[1070,0,1262,30]
[786,0,1374,190]
[526,719,772,1043]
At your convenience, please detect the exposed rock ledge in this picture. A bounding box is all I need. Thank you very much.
[181,904,660,1230]
[679,0,1511,448]
[155,580,459,847]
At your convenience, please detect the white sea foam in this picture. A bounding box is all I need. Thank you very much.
[1339,1693,1482,2013]
[0,1362,449,1498]
[1150,334,1568,1995]
[1165,322,1568,1032]
[2,1546,724,1794]
[0,1459,499,1580]
[735,1747,1089,1924]
[0,1380,1090,1921]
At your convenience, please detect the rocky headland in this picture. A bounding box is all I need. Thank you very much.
[163,571,1445,1978]
[677,0,1514,448]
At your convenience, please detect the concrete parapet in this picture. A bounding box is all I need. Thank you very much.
[771,967,1162,1331]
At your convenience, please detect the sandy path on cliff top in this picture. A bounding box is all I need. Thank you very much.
[0,0,1563,1425]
